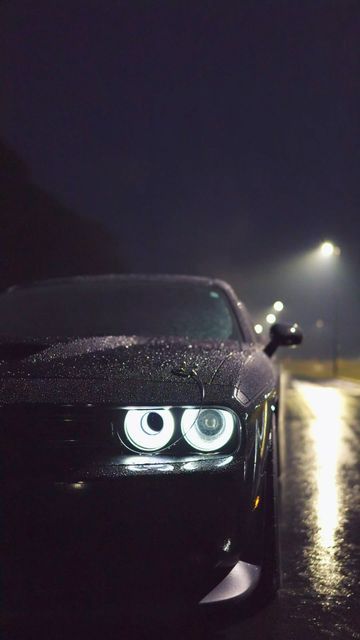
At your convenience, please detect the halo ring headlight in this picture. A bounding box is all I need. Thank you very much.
[124,409,175,451]
[181,408,235,452]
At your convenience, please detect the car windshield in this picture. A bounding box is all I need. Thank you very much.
[0,279,242,342]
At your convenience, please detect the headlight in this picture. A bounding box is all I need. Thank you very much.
[124,409,175,451]
[181,408,235,452]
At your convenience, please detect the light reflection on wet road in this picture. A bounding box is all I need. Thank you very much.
[3,377,360,639]
[294,381,354,601]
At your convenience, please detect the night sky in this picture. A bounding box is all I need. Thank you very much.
[1,0,359,356]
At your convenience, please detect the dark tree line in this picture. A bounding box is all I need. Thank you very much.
[0,139,125,290]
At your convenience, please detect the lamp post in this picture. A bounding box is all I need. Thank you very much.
[319,241,341,378]
[273,300,284,312]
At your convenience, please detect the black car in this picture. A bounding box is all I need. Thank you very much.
[0,274,302,614]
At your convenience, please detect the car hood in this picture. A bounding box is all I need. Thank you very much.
[0,335,247,383]
[0,336,275,406]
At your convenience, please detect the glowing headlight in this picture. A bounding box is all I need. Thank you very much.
[124,409,175,451]
[181,408,235,452]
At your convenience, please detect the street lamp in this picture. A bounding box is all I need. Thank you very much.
[273,300,284,312]
[254,323,264,335]
[320,241,341,258]
[320,241,335,257]
[319,241,341,377]
[266,313,276,324]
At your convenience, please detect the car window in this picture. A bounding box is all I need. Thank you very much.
[0,280,242,342]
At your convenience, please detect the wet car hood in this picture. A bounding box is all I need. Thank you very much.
[0,336,249,384]
[0,336,275,406]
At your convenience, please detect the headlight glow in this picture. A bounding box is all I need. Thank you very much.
[124,409,175,451]
[181,408,235,452]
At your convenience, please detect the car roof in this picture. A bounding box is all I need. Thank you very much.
[5,273,230,293]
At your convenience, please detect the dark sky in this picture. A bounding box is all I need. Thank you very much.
[0,0,359,355]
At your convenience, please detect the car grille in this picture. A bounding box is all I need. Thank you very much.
[0,404,120,448]
[0,404,239,482]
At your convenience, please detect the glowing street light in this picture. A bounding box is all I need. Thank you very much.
[266,313,276,325]
[320,241,335,257]
[254,324,263,335]
[273,300,284,312]
[320,241,341,258]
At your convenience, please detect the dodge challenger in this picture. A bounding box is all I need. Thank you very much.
[0,274,302,614]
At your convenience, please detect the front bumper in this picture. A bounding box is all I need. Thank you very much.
[2,454,263,612]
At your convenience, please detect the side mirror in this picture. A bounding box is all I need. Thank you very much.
[264,322,303,357]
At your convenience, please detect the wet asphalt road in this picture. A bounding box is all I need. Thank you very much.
[3,376,360,639]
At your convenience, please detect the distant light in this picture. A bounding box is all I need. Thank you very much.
[266,313,276,324]
[254,323,264,335]
[320,241,335,257]
[70,482,86,491]
[290,326,296,334]
[316,319,325,329]
[273,300,284,312]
